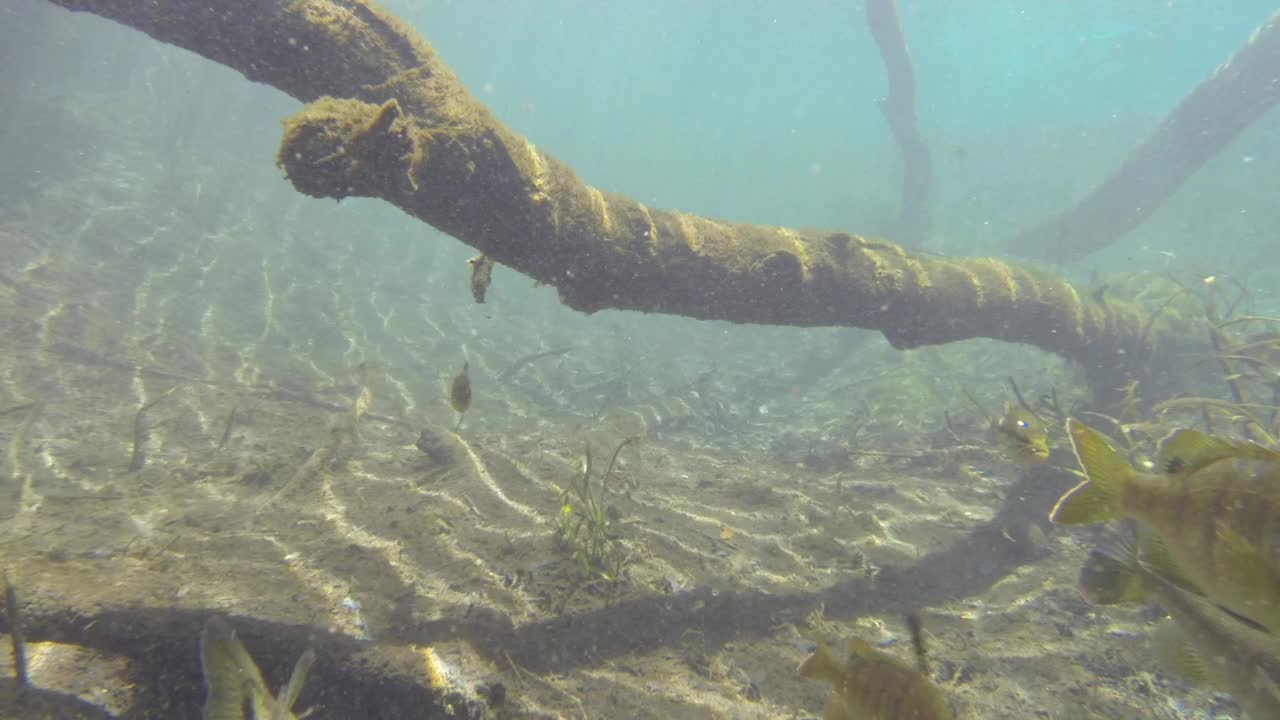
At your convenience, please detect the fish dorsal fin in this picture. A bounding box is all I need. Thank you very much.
[846,637,917,674]
[845,637,882,660]
[1151,620,1214,687]
[1156,428,1279,476]
[277,644,316,714]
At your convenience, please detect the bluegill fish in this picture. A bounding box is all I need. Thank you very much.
[800,638,953,720]
[200,616,314,720]
[1079,535,1280,720]
[991,403,1049,463]
[1051,418,1280,633]
[449,362,471,415]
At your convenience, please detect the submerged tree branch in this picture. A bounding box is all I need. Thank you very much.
[45,0,1181,393]
[866,0,931,246]
[1008,10,1280,262]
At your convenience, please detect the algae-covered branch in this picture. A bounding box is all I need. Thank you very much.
[48,0,1160,391]
[1008,10,1280,263]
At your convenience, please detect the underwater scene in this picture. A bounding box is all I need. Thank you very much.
[2,1,1280,718]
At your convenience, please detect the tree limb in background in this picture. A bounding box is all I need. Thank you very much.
[46,0,1179,395]
[1008,11,1280,263]
[866,0,932,246]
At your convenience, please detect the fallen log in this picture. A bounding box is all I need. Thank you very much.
[44,0,1186,396]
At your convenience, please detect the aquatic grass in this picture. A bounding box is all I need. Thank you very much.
[555,436,636,582]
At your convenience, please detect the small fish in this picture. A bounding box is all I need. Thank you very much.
[1051,418,1280,633]
[449,362,472,428]
[800,638,954,720]
[1078,534,1280,720]
[991,402,1049,463]
[468,254,494,304]
[200,616,315,720]
[352,385,372,420]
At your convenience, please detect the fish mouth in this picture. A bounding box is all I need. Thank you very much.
[1017,442,1050,461]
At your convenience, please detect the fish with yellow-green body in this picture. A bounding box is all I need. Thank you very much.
[1051,418,1280,633]
[201,616,314,720]
[1076,531,1280,720]
[800,638,954,720]
[449,361,471,429]
[991,402,1049,463]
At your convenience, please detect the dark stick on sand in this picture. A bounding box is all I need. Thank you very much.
[498,347,571,381]
[3,573,27,690]
[128,387,176,472]
[217,406,238,449]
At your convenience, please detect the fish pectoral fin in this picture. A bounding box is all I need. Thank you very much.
[1257,667,1280,704]
[1151,620,1214,687]
[278,644,316,711]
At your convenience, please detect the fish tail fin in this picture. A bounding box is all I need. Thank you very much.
[799,641,844,685]
[201,616,255,720]
[1050,419,1134,525]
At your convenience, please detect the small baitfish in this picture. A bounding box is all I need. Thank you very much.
[1051,418,1280,634]
[800,638,954,720]
[991,402,1049,463]
[449,362,472,416]
[200,616,315,720]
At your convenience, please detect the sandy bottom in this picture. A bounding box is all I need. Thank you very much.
[0,165,1234,719]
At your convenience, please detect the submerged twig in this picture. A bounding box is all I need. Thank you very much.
[1203,279,1269,443]
[4,571,27,690]
[600,436,637,494]
[0,402,35,417]
[497,347,571,381]
[941,410,961,442]
[218,406,238,449]
[1151,397,1277,446]
[128,386,177,471]
[1138,288,1188,358]
[1005,377,1036,417]
[848,449,926,459]
[1216,315,1280,331]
